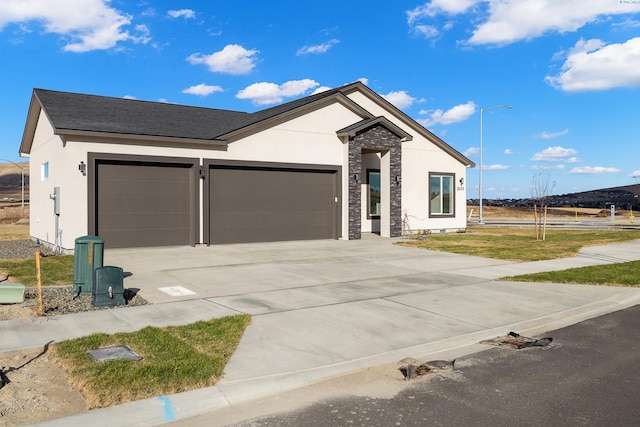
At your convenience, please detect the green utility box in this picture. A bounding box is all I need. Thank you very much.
[92,266,125,308]
[73,235,104,295]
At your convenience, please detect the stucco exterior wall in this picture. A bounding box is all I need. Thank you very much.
[346,91,469,232]
[28,110,80,250]
[26,88,469,249]
[29,102,365,249]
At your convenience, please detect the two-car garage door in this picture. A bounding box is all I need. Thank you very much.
[207,165,339,244]
[90,156,340,248]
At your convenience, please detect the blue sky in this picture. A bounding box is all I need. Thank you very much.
[1,0,640,199]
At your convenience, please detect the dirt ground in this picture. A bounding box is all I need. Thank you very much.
[0,303,87,425]
[467,205,615,219]
[0,334,87,426]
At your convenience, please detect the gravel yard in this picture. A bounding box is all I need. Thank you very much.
[0,239,56,260]
[0,239,149,320]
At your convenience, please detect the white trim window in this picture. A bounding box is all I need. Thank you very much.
[41,161,49,181]
[429,173,454,216]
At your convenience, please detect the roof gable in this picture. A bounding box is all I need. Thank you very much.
[336,117,412,141]
[20,82,474,168]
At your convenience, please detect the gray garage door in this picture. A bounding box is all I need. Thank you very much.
[95,161,196,248]
[209,166,338,244]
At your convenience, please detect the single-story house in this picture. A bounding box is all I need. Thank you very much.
[19,81,474,251]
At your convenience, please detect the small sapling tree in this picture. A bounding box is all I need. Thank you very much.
[531,172,556,241]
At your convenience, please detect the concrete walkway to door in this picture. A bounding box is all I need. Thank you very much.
[8,236,640,426]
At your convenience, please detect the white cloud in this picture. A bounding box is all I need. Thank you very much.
[531,164,565,170]
[297,39,339,55]
[570,166,621,174]
[406,1,477,25]
[168,9,196,19]
[464,147,480,157]
[531,146,577,162]
[631,170,640,177]
[411,24,439,38]
[187,44,259,75]
[0,0,150,52]
[483,164,510,171]
[236,79,319,105]
[418,101,476,126]
[311,86,332,95]
[123,95,136,100]
[407,1,638,46]
[504,149,513,155]
[406,1,475,39]
[468,1,633,46]
[545,38,640,91]
[382,90,416,110]
[538,129,569,140]
[566,157,582,163]
[182,84,223,96]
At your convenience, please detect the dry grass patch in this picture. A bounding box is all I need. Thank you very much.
[398,227,640,262]
[0,222,29,240]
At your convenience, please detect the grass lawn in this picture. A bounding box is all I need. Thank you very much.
[0,255,74,286]
[52,314,252,409]
[502,261,640,286]
[0,223,74,286]
[0,223,253,410]
[398,227,640,262]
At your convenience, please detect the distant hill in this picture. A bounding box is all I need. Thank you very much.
[0,162,29,200]
[471,183,640,210]
[549,184,640,209]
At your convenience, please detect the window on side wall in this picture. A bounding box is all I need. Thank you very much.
[429,173,454,217]
[368,169,381,218]
[41,162,49,181]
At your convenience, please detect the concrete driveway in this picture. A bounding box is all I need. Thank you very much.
[104,235,514,306]
[19,236,640,426]
[101,236,640,407]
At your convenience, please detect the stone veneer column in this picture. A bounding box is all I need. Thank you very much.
[348,125,402,240]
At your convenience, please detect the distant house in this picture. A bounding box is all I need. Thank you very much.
[19,82,474,250]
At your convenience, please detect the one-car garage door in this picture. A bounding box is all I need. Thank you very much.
[207,164,340,244]
[90,157,198,248]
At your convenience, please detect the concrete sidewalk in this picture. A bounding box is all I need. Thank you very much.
[1,237,637,426]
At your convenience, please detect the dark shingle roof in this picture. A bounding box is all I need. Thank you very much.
[24,82,474,167]
[33,85,353,141]
[34,89,253,140]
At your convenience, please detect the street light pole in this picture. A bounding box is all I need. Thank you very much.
[1,159,25,208]
[479,105,511,224]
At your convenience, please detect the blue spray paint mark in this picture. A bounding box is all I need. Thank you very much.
[157,395,176,421]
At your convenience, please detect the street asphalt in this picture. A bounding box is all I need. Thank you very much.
[1,234,637,426]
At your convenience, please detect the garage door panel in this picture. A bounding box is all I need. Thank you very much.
[96,162,195,248]
[209,167,337,244]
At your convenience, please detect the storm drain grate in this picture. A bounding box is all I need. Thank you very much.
[88,345,142,362]
[480,331,553,350]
